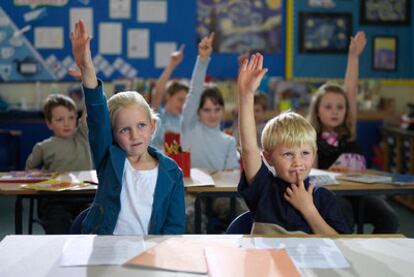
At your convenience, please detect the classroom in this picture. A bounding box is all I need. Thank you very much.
[1,1,414,276]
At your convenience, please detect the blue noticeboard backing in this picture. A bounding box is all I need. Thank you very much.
[0,0,285,82]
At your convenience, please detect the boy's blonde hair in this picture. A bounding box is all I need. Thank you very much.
[43,94,77,122]
[108,91,158,126]
[261,112,317,154]
[307,83,354,140]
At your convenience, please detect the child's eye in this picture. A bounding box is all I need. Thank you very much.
[302,151,311,157]
[283,152,293,158]
[137,123,147,129]
[119,127,129,134]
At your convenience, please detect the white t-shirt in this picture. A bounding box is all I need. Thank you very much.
[113,160,158,235]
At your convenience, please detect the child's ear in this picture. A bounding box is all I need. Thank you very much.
[262,151,274,166]
[150,118,157,134]
[45,120,53,130]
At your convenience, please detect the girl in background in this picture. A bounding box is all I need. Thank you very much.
[308,31,399,233]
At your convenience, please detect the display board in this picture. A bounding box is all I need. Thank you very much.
[0,0,285,82]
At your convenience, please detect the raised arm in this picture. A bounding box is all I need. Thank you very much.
[70,20,97,89]
[344,31,366,128]
[181,33,214,131]
[237,53,267,182]
[152,45,185,111]
[70,19,112,167]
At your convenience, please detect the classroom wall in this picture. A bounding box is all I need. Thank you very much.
[292,1,414,79]
[0,1,413,113]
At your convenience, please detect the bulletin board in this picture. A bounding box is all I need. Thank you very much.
[291,1,414,79]
[0,0,285,82]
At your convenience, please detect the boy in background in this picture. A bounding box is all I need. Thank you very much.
[237,54,349,234]
[26,94,93,234]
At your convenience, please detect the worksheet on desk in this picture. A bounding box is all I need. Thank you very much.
[253,237,350,269]
[60,236,151,266]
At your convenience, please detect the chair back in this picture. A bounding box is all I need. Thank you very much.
[69,207,91,234]
[226,211,253,234]
[0,129,21,171]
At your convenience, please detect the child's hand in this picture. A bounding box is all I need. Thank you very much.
[68,68,82,80]
[238,49,251,68]
[349,31,366,57]
[237,53,267,97]
[198,33,215,61]
[70,20,93,71]
[284,171,316,214]
[170,44,185,67]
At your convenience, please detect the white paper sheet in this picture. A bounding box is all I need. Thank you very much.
[254,237,350,269]
[70,8,93,37]
[56,170,98,184]
[212,170,240,187]
[184,168,215,187]
[34,27,63,49]
[137,0,167,23]
[110,0,131,19]
[155,42,176,68]
[60,236,147,266]
[128,29,149,58]
[99,23,122,54]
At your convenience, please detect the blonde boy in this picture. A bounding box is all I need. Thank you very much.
[237,54,349,234]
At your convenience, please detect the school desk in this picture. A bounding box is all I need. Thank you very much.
[0,234,411,277]
[186,171,414,234]
[0,170,98,234]
[0,182,96,234]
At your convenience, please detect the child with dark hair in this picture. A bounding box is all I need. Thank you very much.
[232,93,268,148]
[181,33,239,170]
[151,46,189,149]
[26,93,93,234]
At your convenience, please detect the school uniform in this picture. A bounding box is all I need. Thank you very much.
[238,160,350,234]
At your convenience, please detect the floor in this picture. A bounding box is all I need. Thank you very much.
[0,196,414,240]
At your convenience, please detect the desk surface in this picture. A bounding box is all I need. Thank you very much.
[186,171,414,195]
[0,235,412,277]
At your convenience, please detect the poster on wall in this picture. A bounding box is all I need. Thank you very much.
[299,12,352,54]
[372,36,398,71]
[196,0,282,53]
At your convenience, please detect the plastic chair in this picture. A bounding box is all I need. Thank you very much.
[69,207,91,234]
[225,211,253,234]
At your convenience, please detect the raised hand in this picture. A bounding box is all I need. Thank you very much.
[349,31,366,57]
[67,68,82,80]
[170,44,185,67]
[198,33,215,61]
[237,53,267,97]
[284,171,316,214]
[238,49,251,68]
[69,19,93,71]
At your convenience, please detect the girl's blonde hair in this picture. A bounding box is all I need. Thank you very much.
[307,83,355,140]
[261,112,317,154]
[107,91,158,127]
